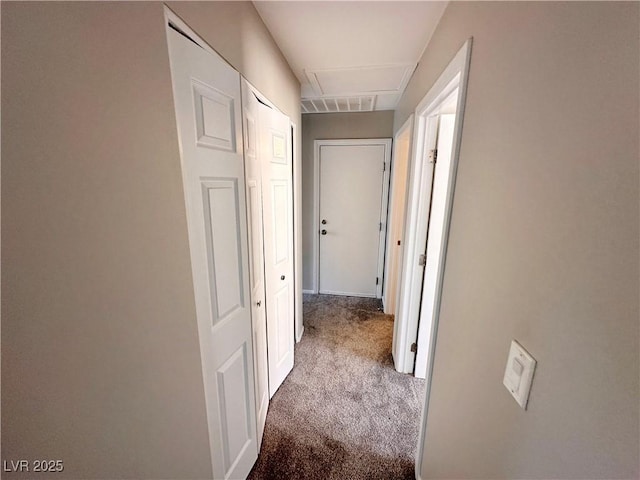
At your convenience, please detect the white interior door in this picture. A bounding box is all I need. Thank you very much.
[414,114,456,379]
[166,25,257,479]
[318,141,391,298]
[259,102,294,398]
[241,80,269,447]
[384,120,413,315]
[393,116,439,373]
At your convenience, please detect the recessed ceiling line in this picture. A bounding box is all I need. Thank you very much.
[253,1,450,112]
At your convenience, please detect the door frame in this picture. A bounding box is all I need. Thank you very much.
[383,115,414,315]
[312,138,392,298]
[291,120,304,342]
[407,38,472,480]
[395,38,473,375]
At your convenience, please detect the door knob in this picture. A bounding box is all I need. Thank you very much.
[321,229,327,235]
[321,219,327,225]
[281,275,285,280]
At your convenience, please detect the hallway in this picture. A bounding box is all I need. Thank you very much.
[248,294,425,480]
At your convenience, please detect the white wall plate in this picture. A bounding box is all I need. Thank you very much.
[503,340,537,409]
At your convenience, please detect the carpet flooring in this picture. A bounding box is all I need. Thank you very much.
[247,294,425,480]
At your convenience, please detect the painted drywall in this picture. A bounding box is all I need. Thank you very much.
[1,2,212,478]
[302,111,394,290]
[2,1,302,478]
[395,2,639,479]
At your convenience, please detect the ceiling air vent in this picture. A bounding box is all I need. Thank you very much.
[301,96,376,114]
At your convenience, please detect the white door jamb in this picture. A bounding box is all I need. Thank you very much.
[384,114,414,312]
[291,120,304,342]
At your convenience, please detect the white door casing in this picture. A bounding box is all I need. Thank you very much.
[408,38,472,480]
[384,116,414,316]
[259,102,295,398]
[291,121,304,343]
[314,139,391,298]
[241,79,269,447]
[166,18,258,480]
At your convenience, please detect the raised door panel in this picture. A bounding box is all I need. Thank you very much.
[246,181,261,292]
[270,132,287,164]
[271,181,289,266]
[216,345,252,473]
[193,80,236,151]
[274,285,292,367]
[202,180,244,324]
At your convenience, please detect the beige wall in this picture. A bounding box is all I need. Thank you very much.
[395,2,639,479]
[301,111,394,290]
[1,2,211,478]
[1,2,300,478]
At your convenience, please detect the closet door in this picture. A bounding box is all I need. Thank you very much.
[167,25,257,479]
[241,80,269,447]
[259,103,295,398]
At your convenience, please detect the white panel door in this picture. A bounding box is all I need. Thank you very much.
[241,80,269,447]
[166,27,257,479]
[414,114,457,379]
[319,142,389,297]
[384,121,412,316]
[259,103,294,398]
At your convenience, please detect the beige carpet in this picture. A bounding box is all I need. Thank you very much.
[248,294,425,480]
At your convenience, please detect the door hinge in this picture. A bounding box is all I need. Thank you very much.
[383,162,386,172]
[379,222,383,232]
[418,253,426,266]
[428,149,438,164]
[410,342,417,353]
[376,277,379,285]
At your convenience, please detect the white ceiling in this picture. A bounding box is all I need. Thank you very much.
[253,1,448,113]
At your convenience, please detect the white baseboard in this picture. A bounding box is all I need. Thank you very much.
[302,289,315,294]
[319,289,376,298]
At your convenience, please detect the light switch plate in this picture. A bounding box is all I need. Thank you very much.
[503,340,536,409]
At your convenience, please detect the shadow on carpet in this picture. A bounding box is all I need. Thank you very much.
[248,294,425,480]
